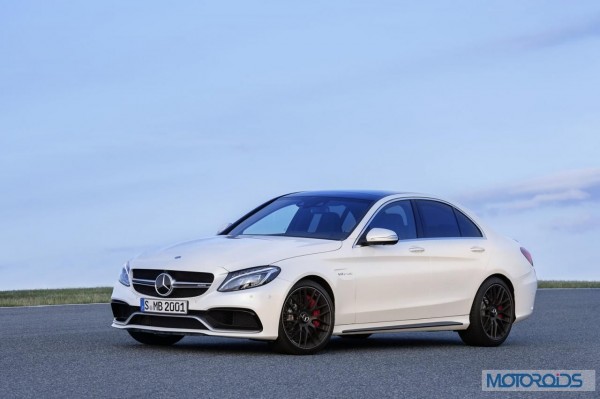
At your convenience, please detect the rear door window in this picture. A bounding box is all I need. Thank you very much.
[415,200,461,238]
[454,209,483,237]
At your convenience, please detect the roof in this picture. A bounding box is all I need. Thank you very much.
[284,190,403,201]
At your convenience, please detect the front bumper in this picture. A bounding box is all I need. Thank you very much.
[111,277,290,340]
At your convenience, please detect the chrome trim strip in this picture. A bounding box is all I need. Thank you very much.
[131,278,155,286]
[131,278,212,289]
[119,311,207,328]
[172,281,212,289]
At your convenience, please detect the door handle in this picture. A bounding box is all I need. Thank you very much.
[470,246,485,253]
[409,246,425,253]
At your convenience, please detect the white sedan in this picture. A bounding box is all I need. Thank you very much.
[111,191,537,355]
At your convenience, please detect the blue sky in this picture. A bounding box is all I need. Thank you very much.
[1,2,599,289]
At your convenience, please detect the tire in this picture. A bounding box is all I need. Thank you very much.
[270,280,334,355]
[339,334,372,340]
[458,277,514,347]
[128,330,184,346]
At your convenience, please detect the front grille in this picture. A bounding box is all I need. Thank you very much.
[132,269,214,298]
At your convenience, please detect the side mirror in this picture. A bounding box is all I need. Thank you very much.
[217,223,232,235]
[364,228,398,245]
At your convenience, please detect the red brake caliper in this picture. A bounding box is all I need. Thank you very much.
[497,305,503,319]
[307,295,320,328]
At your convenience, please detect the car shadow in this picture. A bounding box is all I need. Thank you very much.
[114,332,468,356]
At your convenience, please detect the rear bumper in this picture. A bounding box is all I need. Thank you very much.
[514,268,537,323]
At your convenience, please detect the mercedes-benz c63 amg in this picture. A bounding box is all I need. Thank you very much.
[111,191,537,355]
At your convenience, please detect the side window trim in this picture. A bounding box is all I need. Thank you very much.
[353,197,486,246]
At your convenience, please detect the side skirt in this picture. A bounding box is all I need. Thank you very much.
[341,321,463,334]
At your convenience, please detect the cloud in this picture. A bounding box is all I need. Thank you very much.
[505,17,600,52]
[509,168,600,195]
[448,15,600,65]
[543,213,600,234]
[460,168,600,214]
[489,189,590,212]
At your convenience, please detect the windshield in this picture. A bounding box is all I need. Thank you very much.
[228,196,374,240]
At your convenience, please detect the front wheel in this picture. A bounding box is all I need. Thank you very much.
[270,280,334,355]
[458,277,514,347]
[128,330,184,346]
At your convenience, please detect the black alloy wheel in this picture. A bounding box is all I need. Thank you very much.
[459,277,514,347]
[270,280,334,355]
[480,283,513,340]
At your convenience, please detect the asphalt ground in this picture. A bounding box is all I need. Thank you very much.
[0,289,598,398]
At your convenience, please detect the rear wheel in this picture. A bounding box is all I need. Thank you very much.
[458,277,514,347]
[128,330,184,346]
[270,280,334,355]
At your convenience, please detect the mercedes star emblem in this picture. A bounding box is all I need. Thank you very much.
[155,273,174,297]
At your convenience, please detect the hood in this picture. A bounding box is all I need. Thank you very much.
[129,235,342,274]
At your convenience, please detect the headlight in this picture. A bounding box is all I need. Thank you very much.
[118,262,131,287]
[218,266,281,292]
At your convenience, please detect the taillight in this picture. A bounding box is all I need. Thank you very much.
[520,247,534,266]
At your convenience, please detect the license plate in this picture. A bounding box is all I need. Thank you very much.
[140,298,188,314]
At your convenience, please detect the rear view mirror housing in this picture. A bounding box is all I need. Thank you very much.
[362,228,398,246]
